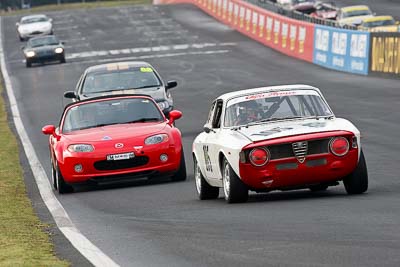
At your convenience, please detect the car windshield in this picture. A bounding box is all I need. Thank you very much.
[343,9,372,18]
[28,36,59,47]
[82,67,162,94]
[363,19,395,27]
[62,98,164,133]
[224,90,333,127]
[21,17,48,24]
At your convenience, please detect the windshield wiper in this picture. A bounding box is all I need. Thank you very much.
[132,85,160,89]
[125,118,161,123]
[250,116,305,125]
[77,122,120,130]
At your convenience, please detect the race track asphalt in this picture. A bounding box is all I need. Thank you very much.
[2,3,400,266]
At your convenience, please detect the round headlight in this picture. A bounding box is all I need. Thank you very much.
[157,101,169,110]
[26,51,35,58]
[249,147,269,167]
[55,47,64,54]
[329,137,349,156]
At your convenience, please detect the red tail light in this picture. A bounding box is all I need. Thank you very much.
[249,148,269,166]
[330,137,349,156]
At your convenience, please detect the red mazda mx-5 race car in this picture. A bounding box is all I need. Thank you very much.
[42,94,186,193]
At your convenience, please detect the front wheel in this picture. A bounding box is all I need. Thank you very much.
[55,165,74,194]
[171,149,187,181]
[26,60,32,68]
[222,158,248,203]
[194,157,219,200]
[343,150,368,194]
[60,56,66,63]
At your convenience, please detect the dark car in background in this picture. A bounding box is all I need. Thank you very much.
[63,61,177,115]
[22,35,65,67]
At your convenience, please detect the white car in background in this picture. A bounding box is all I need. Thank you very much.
[192,85,368,203]
[16,14,53,41]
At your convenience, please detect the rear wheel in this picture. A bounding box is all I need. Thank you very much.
[343,150,368,194]
[55,165,74,194]
[222,158,248,203]
[194,157,219,200]
[171,149,186,181]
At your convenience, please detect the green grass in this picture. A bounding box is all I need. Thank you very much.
[0,78,69,266]
[0,0,152,16]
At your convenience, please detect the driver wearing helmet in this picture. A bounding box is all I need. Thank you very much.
[235,100,259,125]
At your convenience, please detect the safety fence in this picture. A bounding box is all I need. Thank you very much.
[154,0,400,78]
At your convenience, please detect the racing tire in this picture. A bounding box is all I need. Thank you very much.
[222,158,248,203]
[343,150,368,195]
[309,184,328,192]
[171,149,187,182]
[60,56,66,64]
[51,160,57,190]
[26,60,32,68]
[194,157,219,200]
[55,165,74,194]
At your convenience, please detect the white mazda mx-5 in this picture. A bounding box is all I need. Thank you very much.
[192,85,368,203]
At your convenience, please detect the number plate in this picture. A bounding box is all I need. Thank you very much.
[107,152,135,161]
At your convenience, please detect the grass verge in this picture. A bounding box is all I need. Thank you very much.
[0,77,68,266]
[1,0,152,16]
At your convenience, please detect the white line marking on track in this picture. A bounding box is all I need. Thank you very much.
[0,17,119,267]
[66,42,236,59]
[55,25,79,31]
[67,49,231,65]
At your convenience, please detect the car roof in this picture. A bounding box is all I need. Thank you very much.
[217,84,322,102]
[21,14,48,20]
[341,5,370,12]
[84,61,153,74]
[362,15,394,22]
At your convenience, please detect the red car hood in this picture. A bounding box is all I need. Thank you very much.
[63,122,168,143]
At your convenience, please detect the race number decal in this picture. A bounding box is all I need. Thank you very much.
[203,145,213,172]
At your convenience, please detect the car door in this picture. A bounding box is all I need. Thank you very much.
[203,100,224,180]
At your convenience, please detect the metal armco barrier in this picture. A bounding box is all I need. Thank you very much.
[369,33,400,77]
[154,0,399,77]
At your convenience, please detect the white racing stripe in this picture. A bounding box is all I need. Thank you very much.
[0,18,119,267]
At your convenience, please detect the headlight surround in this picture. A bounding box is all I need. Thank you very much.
[144,134,169,145]
[26,51,35,58]
[55,47,64,54]
[68,144,94,153]
[157,101,169,110]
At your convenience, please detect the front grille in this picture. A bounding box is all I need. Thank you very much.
[268,138,329,160]
[247,138,330,161]
[94,156,149,171]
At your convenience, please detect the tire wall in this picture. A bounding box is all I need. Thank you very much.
[154,0,400,78]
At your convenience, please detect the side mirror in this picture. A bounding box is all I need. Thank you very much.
[49,18,53,23]
[20,45,25,50]
[204,125,212,133]
[42,125,56,135]
[64,91,76,99]
[166,80,177,90]
[168,110,182,125]
[16,22,20,27]
[61,41,66,45]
